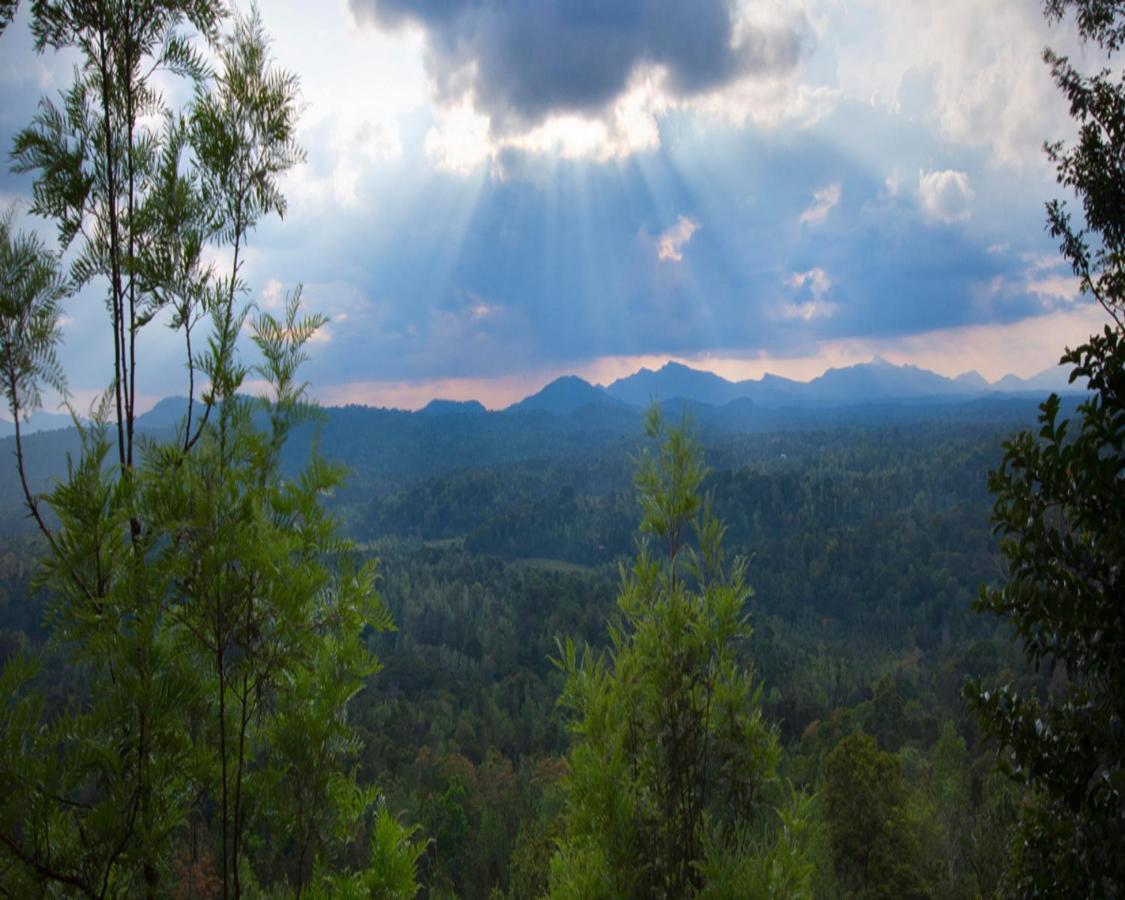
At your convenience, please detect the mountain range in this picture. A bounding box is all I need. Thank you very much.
[0,409,77,438]
[0,356,1086,537]
[499,357,1078,416]
[0,357,1079,436]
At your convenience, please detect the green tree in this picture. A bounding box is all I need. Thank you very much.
[0,208,66,538]
[0,3,422,896]
[823,732,930,899]
[965,331,1125,896]
[549,409,811,899]
[928,722,972,898]
[964,1,1125,895]
[1044,0,1125,331]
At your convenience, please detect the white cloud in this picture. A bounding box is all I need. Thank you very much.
[917,169,974,223]
[784,267,835,319]
[248,0,426,209]
[328,116,404,203]
[785,299,837,320]
[1027,274,1082,303]
[657,216,701,263]
[260,278,285,311]
[831,0,1078,167]
[695,76,839,130]
[499,67,668,164]
[787,267,832,298]
[800,183,841,224]
[463,290,497,321]
[425,104,493,174]
[1020,251,1083,305]
[417,67,668,174]
[1022,250,1063,272]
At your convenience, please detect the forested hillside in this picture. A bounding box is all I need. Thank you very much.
[355,417,1040,896]
[0,411,1041,896]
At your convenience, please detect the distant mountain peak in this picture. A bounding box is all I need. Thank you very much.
[993,364,1077,394]
[758,372,798,386]
[508,375,618,415]
[0,408,80,438]
[953,370,990,389]
[604,360,742,407]
[420,398,486,415]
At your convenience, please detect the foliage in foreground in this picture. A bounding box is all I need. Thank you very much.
[965,328,1125,896]
[549,410,813,899]
[965,1,1125,895]
[0,3,422,896]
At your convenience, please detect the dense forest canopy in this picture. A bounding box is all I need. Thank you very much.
[0,399,1048,896]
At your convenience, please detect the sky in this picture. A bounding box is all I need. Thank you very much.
[0,0,1116,411]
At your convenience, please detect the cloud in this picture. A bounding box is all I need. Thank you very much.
[784,299,836,321]
[1014,251,1083,306]
[831,0,1076,167]
[657,215,701,263]
[917,169,973,223]
[787,267,832,299]
[349,0,807,162]
[425,103,493,174]
[1026,274,1082,303]
[325,116,404,205]
[260,278,285,311]
[799,182,841,224]
[784,267,836,320]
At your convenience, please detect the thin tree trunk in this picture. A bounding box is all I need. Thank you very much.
[217,603,229,900]
[95,23,128,471]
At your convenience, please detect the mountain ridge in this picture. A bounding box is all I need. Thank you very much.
[591,357,1076,413]
[0,358,1082,438]
[507,375,620,415]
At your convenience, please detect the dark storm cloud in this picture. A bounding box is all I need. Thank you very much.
[349,0,806,131]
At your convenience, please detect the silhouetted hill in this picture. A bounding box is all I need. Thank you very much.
[806,357,966,402]
[605,362,745,406]
[419,399,487,416]
[954,370,990,390]
[0,410,78,438]
[602,358,1084,409]
[993,364,1073,393]
[128,396,195,432]
[507,376,618,414]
